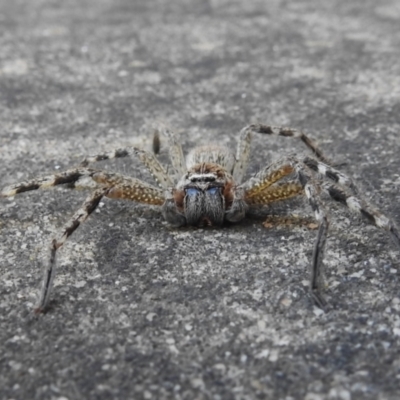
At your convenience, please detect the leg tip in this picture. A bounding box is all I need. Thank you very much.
[311,290,328,311]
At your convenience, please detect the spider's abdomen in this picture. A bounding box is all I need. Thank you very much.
[186,145,235,174]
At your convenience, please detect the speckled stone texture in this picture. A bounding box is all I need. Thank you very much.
[1,0,400,399]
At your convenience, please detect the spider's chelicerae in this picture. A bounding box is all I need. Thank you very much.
[1,123,399,313]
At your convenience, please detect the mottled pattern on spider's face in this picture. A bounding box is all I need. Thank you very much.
[177,162,234,227]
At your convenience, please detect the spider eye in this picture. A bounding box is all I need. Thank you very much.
[207,187,220,195]
[186,188,200,197]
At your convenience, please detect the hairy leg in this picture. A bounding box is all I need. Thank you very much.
[233,126,253,183]
[2,167,166,312]
[242,160,295,199]
[242,157,329,308]
[246,181,303,205]
[156,124,186,177]
[99,173,165,205]
[80,146,173,189]
[35,187,110,313]
[35,174,165,312]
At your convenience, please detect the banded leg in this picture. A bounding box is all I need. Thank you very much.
[304,183,329,308]
[80,147,173,189]
[35,187,110,313]
[35,174,165,313]
[244,123,331,164]
[325,183,400,248]
[293,162,330,308]
[295,156,399,246]
[303,156,359,196]
[303,154,400,247]
[242,157,330,308]
[293,157,400,306]
[1,168,99,198]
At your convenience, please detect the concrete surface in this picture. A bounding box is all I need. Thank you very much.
[1,0,400,399]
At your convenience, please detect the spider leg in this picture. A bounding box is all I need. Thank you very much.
[242,160,296,198]
[227,161,297,222]
[1,167,98,197]
[300,156,400,247]
[245,123,332,163]
[98,169,184,227]
[303,182,330,309]
[292,162,330,308]
[80,146,173,189]
[227,161,296,222]
[242,157,329,308]
[156,124,186,177]
[303,156,359,195]
[232,123,331,183]
[227,181,303,224]
[80,148,133,166]
[34,173,165,313]
[98,172,165,205]
[35,187,110,313]
[246,181,304,205]
[324,183,400,248]
[233,125,253,183]
[152,128,161,155]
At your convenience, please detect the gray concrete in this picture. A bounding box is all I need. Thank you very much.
[1,0,400,399]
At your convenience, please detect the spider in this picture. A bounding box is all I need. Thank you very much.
[1,123,399,313]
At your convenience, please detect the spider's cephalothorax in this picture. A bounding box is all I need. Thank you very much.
[2,123,399,313]
[168,146,238,227]
[176,162,232,227]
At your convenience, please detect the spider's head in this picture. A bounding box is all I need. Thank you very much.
[175,163,234,227]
